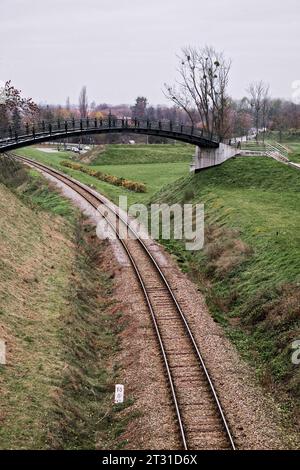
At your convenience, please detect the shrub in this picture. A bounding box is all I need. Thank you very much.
[60,161,146,193]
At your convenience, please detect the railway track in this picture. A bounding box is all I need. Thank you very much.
[8,152,236,451]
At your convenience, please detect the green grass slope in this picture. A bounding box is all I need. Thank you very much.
[91,143,193,165]
[150,156,300,413]
[288,143,300,163]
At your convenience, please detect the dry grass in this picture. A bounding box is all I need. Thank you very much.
[0,182,73,448]
[204,225,253,278]
[264,284,300,328]
[0,162,131,449]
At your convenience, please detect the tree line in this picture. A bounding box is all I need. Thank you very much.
[0,46,299,143]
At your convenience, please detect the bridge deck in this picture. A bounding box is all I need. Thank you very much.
[0,118,219,152]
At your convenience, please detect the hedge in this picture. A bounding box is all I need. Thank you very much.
[60,160,147,193]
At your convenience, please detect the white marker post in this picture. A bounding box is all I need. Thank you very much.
[114,384,124,404]
[0,340,6,365]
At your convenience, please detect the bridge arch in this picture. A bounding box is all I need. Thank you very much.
[0,118,220,153]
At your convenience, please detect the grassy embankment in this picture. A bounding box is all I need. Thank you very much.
[14,143,300,418]
[287,143,300,164]
[150,156,300,415]
[0,156,131,449]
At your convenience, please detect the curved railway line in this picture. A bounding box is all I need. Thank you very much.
[7,152,236,451]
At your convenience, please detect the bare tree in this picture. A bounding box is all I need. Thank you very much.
[79,86,88,118]
[261,89,270,143]
[0,80,38,131]
[164,45,231,139]
[164,82,195,125]
[247,81,270,142]
[66,96,70,111]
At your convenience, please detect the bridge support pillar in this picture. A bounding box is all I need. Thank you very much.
[190,143,240,172]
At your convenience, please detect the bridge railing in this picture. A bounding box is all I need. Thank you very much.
[0,117,220,147]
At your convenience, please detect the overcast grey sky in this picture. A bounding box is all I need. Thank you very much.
[1,0,299,106]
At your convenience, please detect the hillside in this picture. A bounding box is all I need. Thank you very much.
[0,157,127,449]
[150,156,300,419]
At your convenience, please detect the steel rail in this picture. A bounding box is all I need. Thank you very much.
[8,153,236,450]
